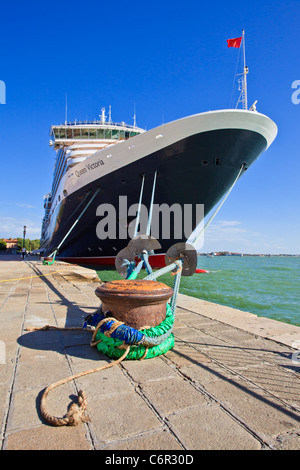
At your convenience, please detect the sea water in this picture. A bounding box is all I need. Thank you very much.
[97,256,300,327]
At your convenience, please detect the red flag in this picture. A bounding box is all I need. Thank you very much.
[227,37,242,48]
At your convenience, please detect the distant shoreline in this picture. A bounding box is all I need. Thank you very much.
[197,253,300,257]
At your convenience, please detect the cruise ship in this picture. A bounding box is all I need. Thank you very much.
[40,105,277,267]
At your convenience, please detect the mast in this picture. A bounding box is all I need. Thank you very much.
[242,29,248,110]
[234,30,248,110]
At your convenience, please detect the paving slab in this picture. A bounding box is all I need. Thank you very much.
[0,255,299,451]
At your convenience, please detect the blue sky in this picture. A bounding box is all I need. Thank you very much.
[0,0,299,254]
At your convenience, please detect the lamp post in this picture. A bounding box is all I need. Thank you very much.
[23,225,27,249]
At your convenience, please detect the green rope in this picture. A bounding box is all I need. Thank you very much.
[43,250,57,265]
[95,303,175,360]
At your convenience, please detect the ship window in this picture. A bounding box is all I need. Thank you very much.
[201,160,209,166]
[96,129,105,139]
[63,189,68,197]
[105,129,112,139]
[82,128,89,139]
[119,130,125,139]
[89,129,96,139]
[53,128,60,138]
[60,129,66,138]
[112,130,120,139]
[214,158,221,166]
[67,129,73,139]
[130,131,138,137]
[73,128,81,138]
[125,131,130,139]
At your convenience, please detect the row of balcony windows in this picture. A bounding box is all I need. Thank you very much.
[52,127,140,140]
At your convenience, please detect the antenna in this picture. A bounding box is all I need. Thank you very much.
[249,100,257,111]
[108,105,112,123]
[100,107,106,124]
[133,102,137,128]
[65,93,68,124]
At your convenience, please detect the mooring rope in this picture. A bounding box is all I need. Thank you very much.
[25,325,83,332]
[25,304,174,427]
[0,267,71,283]
[39,345,130,426]
[43,187,101,266]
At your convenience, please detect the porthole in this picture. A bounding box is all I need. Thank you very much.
[201,160,209,166]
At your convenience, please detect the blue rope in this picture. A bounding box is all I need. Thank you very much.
[84,304,174,347]
[99,320,144,345]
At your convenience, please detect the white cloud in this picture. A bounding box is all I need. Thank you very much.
[205,220,248,240]
[200,219,266,253]
[0,217,41,238]
[16,203,36,209]
[216,220,242,227]
[200,219,296,254]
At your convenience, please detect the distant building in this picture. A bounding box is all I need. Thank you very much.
[2,238,18,250]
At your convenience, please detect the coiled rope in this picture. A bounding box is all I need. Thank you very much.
[38,345,131,426]
[92,303,175,360]
[26,303,174,426]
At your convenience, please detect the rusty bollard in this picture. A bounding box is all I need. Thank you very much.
[95,280,173,329]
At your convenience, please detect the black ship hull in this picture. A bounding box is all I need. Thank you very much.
[42,124,270,268]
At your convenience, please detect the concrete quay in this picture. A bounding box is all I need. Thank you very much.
[0,255,299,451]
